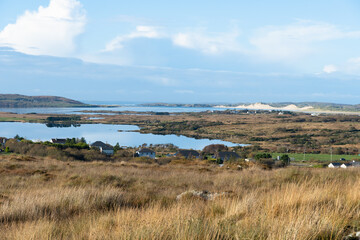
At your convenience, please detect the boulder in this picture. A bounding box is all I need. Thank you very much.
[343,231,360,240]
[176,190,227,201]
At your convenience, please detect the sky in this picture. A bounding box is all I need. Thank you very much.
[0,0,360,103]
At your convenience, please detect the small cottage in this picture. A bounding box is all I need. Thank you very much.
[341,161,360,168]
[90,141,114,155]
[340,163,352,169]
[137,148,156,159]
[328,163,341,168]
[51,138,67,144]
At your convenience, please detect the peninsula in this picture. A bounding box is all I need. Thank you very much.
[0,94,95,108]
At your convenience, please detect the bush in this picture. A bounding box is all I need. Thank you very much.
[254,153,272,160]
[280,154,290,165]
[4,147,10,153]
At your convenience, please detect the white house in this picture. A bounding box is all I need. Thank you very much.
[90,141,114,155]
[0,137,7,148]
[137,148,156,159]
[341,161,360,168]
[340,163,352,169]
[328,163,342,168]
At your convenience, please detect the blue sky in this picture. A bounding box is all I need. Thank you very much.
[0,0,360,103]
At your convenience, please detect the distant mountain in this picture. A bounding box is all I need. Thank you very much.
[0,94,93,108]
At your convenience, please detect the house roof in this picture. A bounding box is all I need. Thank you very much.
[341,163,352,167]
[216,151,240,160]
[51,138,66,144]
[329,163,341,166]
[91,141,113,150]
[351,162,360,167]
[138,148,155,154]
[176,149,200,157]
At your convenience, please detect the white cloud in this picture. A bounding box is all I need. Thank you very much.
[323,64,337,73]
[104,25,162,52]
[172,29,242,54]
[320,58,360,75]
[104,25,243,55]
[0,0,86,56]
[99,20,360,69]
[250,21,360,61]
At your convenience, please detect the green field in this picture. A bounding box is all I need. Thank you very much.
[273,153,360,162]
[0,117,40,122]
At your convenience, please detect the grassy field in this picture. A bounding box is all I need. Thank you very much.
[0,117,30,122]
[1,153,360,239]
[272,153,360,162]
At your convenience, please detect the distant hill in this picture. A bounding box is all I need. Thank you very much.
[140,103,214,108]
[141,102,360,113]
[0,94,93,108]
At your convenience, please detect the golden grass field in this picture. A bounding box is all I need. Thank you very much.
[1,153,360,239]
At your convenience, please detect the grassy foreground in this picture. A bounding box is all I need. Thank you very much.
[1,154,360,239]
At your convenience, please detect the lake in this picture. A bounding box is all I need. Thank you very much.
[0,122,244,150]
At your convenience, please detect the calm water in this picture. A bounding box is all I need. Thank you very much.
[0,106,235,115]
[0,122,244,150]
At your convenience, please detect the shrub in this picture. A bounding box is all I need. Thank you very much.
[254,153,272,160]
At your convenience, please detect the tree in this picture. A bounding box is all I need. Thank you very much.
[280,154,290,165]
[14,134,24,141]
[202,144,228,154]
[114,143,121,153]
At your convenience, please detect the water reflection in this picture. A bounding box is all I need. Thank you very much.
[45,123,81,128]
[0,122,244,150]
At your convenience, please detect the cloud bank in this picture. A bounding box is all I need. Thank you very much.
[0,0,86,56]
[172,28,242,54]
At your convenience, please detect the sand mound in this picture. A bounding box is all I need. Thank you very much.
[216,103,314,111]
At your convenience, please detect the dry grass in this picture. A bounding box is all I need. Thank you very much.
[0,154,360,239]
